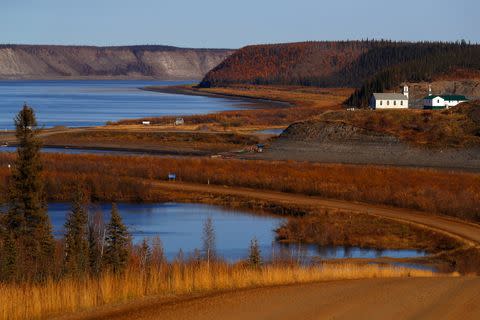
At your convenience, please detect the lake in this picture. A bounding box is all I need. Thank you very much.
[0,80,248,129]
[48,202,427,262]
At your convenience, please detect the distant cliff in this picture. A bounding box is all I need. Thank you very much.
[0,45,234,80]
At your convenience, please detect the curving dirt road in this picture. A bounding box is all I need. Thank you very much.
[65,277,480,320]
[153,181,480,246]
[60,181,480,320]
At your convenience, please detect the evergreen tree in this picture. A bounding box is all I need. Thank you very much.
[202,217,216,263]
[6,105,54,280]
[103,204,130,273]
[63,189,89,277]
[0,233,17,281]
[248,237,262,268]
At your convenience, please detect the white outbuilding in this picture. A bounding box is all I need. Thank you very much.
[423,95,468,109]
[369,86,409,110]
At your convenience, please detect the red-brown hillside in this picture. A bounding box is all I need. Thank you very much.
[199,41,371,87]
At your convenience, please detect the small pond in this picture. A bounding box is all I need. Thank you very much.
[47,202,427,262]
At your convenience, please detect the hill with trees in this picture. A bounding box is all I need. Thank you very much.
[198,41,480,107]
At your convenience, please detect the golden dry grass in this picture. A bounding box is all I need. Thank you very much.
[0,262,439,320]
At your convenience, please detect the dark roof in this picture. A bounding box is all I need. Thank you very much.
[424,95,468,101]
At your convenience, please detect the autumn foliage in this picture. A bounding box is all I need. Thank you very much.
[199,41,370,87]
[1,153,479,221]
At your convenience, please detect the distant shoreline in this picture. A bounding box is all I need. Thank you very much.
[142,85,291,109]
[0,77,203,81]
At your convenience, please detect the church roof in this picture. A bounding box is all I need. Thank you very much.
[372,93,408,100]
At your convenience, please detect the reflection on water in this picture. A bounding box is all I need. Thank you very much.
[278,243,426,264]
[48,202,282,262]
[0,146,158,156]
[47,202,427,262]
[0,80,249,129]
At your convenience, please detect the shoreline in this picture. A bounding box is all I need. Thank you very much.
[142,85,292,109]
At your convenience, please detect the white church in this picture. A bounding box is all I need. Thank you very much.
[369,86,409,110]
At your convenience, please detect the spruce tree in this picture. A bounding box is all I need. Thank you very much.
[248,237,262,268]
[6,105,54,280]
[63,189,89,277]
[103,204,130,273]
[0,233,18,281]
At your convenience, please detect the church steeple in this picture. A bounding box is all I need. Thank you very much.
[403,85,409,99]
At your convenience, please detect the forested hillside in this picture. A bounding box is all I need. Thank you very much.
[199,41,480,107]
[199,41,371,87]
[346,42,480,106]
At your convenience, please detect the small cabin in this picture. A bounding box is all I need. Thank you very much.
[142,121,151,125]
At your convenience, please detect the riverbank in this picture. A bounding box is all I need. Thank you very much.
[142,85,292,108]
[117,85,351,131]
[0,127,266,157]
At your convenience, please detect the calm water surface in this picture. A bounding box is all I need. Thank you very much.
[0,145,162,156]
[0,80,247,129]
[48,202,427,262]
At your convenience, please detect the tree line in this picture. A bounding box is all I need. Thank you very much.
[198,40,480,107]
[0,107,264,282]
[345,41,480,107]
[0,106,132,282]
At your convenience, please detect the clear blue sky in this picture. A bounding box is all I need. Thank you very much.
[1,0,478,48]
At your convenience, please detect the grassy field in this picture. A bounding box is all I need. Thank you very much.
[0,261,437,320]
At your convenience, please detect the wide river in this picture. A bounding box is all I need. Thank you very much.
[0,80,248,129]
[48,202,427,263]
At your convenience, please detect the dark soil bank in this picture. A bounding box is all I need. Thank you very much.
[252,122,480,171]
